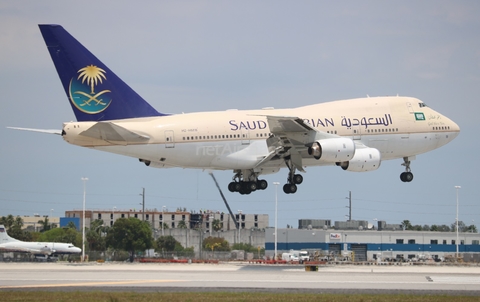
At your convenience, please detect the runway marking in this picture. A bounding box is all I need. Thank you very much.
[0,279,184,289]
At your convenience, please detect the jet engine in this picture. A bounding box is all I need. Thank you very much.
[336,147,381,172]
[307,138,355,162]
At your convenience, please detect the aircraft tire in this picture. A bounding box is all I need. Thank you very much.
[293,174,303,185]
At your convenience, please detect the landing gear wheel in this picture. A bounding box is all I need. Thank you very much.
[247,181,257,191]
[293,174,303,185]
[228,182,236,192]
[257,179,268,190]
[283,183,297,194]
[400,172,414,182]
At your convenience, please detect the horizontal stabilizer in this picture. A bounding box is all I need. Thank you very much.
[7,127,62,135]
[79,122,149,143]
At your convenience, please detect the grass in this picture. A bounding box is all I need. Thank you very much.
[0,292,479,302]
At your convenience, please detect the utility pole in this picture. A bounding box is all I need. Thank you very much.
[141,187,145,221]
[346,191,352,221]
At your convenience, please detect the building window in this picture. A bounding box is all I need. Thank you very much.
[121,214,125,218]
[110,221,113,227]
[461,240,464,245]
[443,240,447,244]
[430,240,438,245]
[408,239,415,244]
[159,214,163,220]
[171,214,175,220]
[254,223,258,228]
[110,213,113,219]
[254,215,258,221]
[206,222,210,229]
[182,215,186,221]
[396,239,404,244]
[171,222,175,228]
[241,222,245,229]
[98,213,102,219]
[473,240,479,245]
[134,214,138,218]
[451,240,455,245]
[146,214,149,220]
[220,214,224,221]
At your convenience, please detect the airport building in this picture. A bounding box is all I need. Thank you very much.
[64,208,268,233]
[265,226,480,261]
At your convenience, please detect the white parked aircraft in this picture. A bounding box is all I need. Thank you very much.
[10,25,460,194]
[0,225,81,257]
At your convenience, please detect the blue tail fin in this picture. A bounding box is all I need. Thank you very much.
[39,24,165,121]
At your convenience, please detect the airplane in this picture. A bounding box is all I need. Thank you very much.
[0,225,81,258]
[9,24,460,195]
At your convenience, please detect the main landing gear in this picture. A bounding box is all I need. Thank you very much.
[400,156,414,182]
[228,170,268,195]
[282,157,303,194]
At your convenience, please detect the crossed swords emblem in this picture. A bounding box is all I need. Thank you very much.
[74,89,111,106]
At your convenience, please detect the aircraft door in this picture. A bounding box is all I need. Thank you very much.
[165,130,175,148]
[241,129,250,145]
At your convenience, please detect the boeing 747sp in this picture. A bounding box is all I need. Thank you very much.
[9,25,460,194]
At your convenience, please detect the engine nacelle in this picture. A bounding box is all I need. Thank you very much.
[307,138,355,162]
[337,147,381,172]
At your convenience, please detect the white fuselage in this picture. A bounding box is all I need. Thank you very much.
[62,96,460,173]
[0,239,81,256]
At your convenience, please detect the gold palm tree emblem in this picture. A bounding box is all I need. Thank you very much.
[77,65,107,94]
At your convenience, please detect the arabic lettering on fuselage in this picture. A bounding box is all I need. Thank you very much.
[229,114,392,131]
[340,114,393,129]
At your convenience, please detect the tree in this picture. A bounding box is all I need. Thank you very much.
[438,225,451,232]
[38,217,51,232]
[105,217,153,262]
[430,225,439,232]
[212,219,223,232]
[66,221,77,230]
[400,220,413,231]
[177,220,187,229]
[202,236,230,252]
[465,225,478,233]
[156,235,177,252]
[451,221,466,232]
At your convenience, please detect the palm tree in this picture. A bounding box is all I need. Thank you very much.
[37,217,50,232]
[212,219,223,232]
[177,220,187,229]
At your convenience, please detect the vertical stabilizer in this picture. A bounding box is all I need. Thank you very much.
[0,225,18,243]
[39,24,165,121]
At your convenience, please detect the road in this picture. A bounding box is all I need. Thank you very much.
[0,262,479,295]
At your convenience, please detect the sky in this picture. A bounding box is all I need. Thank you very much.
[1,1,479,230]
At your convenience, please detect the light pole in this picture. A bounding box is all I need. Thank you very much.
[237,210,242,243]
[112,206,117,226]
[273,182,280,261]
[139,188,145,221]
[162,206,166,236]
[455,185,461,260]
[81,177,88,262]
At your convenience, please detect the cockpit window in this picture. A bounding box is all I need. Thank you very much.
[419,103,427,108]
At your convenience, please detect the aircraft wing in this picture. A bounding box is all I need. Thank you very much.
[256,115,338,172]
[79,122,150,143]
[7,127,62,135]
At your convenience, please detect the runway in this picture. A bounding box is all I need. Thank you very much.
[0,262,479,295]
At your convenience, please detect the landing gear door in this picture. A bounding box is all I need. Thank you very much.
[165,130,175,148]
